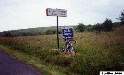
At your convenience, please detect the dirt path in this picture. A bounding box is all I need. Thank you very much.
[0,49,43,75]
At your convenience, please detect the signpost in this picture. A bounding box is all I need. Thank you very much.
[46,8,67,50]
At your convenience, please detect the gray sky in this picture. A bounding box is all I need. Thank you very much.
[0,0,124,32]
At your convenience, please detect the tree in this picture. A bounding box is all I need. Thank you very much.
[118,10,124,24]
[75,23,85,32]
[103,18,113,31]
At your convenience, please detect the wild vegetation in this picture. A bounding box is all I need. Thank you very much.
[0,10,124,75]
[0,25,124,75]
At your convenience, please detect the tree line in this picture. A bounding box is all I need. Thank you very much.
[75,10,124,32]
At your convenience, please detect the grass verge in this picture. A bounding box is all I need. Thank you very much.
[0,44,65,75]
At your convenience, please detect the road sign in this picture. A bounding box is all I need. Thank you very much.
[46,8,67,50]
[62,28,73,40]
[46,8,67,17]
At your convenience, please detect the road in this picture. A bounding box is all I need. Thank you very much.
[0,49,42,75]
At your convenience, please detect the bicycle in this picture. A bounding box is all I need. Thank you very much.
[61,39,77,55]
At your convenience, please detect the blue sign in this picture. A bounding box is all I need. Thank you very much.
[62,28,73,40]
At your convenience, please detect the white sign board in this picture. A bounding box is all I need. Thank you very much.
[46,8,67,17]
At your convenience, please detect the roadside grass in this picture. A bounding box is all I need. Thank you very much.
[0,45,65,75]
[0,26,124,75]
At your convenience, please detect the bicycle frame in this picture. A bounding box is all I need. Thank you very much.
[62,39,77,55]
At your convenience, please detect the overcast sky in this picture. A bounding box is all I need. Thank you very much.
[0,0,124,32]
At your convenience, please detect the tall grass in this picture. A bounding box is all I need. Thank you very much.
[0,26,124,75]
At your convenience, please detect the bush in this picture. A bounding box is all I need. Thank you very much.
[102,18,113,31]
[93,23,103,31]
[43,29,62,35]
[44,29,56,35]
[86,25,93,31]
[75,23,86,32]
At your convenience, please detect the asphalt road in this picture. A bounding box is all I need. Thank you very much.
[0,49,41,75]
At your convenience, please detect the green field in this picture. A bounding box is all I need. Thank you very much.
[0,26,124,75]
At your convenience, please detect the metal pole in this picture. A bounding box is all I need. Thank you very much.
[57,16,59,50]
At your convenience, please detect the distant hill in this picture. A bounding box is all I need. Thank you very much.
[0,26,77,37]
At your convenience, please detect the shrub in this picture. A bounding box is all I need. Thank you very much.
[102,18,113,31]
[75,23,86,32]
[43,29,56,35]
[86,25,93,31]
